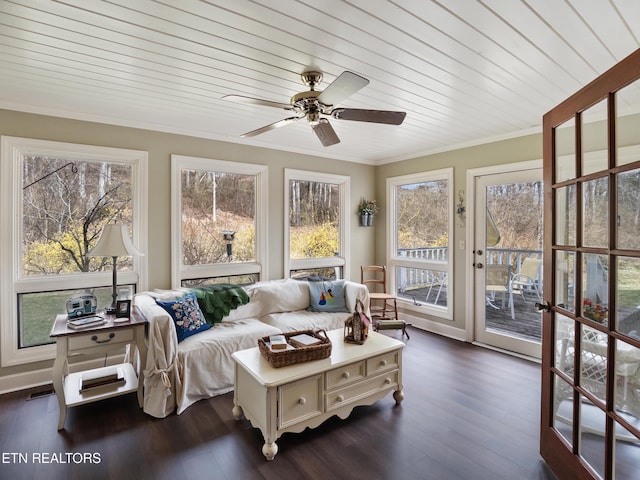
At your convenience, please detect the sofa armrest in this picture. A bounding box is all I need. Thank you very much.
[135,293,180,418]
[344,281,371,316]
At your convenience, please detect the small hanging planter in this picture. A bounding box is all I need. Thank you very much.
[358,198,378,227]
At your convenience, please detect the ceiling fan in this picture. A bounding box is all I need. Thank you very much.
[223,71,406,147]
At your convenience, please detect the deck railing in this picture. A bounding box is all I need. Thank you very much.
[396,247,543,292]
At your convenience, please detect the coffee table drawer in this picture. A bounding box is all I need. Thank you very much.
[367,351,399,375]
[325,370,399,411]
[278,375,322,428]
[325,361,365,390]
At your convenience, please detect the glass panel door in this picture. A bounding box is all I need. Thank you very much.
[474,169,543,358]
[541,49,640,480]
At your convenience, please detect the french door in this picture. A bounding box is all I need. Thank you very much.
[473,167,543,358]
[541,48,640,479]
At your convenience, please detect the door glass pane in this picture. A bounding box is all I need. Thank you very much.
[555,251,575,312]
[555,313,575,373]
[555,185,576,246]
[616,78,640,167]
[396,267,447,308]
[582,254,609,325]
[614,338,640,421]
[617,168,640,250]
[553,373,574,447]
[578,393,606,479]
[617,256,640,340]
[483,180,543,344]
[555,117,576,182]
[582,99,609,176]
[581,325,608,405]
[614,420,640,478]
[582,177,609,248]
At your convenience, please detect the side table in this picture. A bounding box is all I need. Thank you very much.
[49,307,148,430]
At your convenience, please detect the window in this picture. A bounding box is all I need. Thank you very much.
[285,169,350,279]
[387,168,454,319]
[1,137,148,366]
[171,155,267,287]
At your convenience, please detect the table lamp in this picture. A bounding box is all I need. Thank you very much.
[87,223,143,314]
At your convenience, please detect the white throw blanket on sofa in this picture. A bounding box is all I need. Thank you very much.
[136,279,370,417]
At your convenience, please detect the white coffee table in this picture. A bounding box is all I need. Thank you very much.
[232,328,404,460]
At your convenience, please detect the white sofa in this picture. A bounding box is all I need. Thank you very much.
[135,278,370,418]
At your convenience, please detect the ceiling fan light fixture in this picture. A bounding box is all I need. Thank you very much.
[307,110,321,126]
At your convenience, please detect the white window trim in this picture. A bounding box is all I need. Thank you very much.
[284,169,350,279]
[386,167,454,320]
[171,155,268,288]
[1,136,148,366]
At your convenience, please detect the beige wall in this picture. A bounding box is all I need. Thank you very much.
[375,133,542,331]
[0,109,376,382]
[0,108,547,385]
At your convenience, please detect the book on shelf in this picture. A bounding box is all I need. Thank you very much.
[80,367,125,393]
[67,315,105,329]
[289,333,323,348]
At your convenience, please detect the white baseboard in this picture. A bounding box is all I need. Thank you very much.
[402,311,467,342]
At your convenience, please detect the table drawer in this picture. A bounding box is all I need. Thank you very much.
[68,328,134,351]
[325,370,399,411]
[278,375,322,428]
[366,350,399,376]
[325,361,365,390]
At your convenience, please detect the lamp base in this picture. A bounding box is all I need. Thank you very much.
[104,307,117,315]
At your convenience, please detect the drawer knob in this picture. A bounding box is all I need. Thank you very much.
[298,397,306,405]
[380,360,388,367]
[342,372,350,379]
[384,377,391,385]
[336,395,344,403]
[91,332,115,344]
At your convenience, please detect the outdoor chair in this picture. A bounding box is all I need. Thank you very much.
[511,258,542,303]
[485,264,514,320]
[361,265,409,339]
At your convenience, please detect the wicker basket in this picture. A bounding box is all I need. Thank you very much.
[258,329,332,368]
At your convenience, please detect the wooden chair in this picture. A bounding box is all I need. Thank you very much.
[361,265,409,339]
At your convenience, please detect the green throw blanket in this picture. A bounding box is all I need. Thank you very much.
[191,283,250,324]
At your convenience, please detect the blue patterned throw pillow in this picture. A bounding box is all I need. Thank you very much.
[156,292,210,342]
[307,280,349,313]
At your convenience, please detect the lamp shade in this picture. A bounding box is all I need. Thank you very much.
[87,224,143,257]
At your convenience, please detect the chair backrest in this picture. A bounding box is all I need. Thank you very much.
[486,264,511,288]
[518,258,542,281]
[361,265,388,294]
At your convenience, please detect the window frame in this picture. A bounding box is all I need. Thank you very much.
[1,136,148,366]
[284,169,350,279]
[171,155,268,288]
[386,168,454,320]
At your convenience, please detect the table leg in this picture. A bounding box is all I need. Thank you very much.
[52,341,67,430]
[262,441,278,461]
[393,389,405,405]
[135,325,147,408]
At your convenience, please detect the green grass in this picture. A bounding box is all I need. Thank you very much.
[21,287,116,347]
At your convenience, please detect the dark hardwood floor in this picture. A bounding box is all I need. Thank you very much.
[0,328,557,480]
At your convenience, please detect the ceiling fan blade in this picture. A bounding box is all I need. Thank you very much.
[331,108,406,125]
[316,71,369,106]
[240,116,302,138]
[223,94,292,110]
[311,119,340,146]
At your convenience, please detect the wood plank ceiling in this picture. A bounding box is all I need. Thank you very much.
[0,0,639,164]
